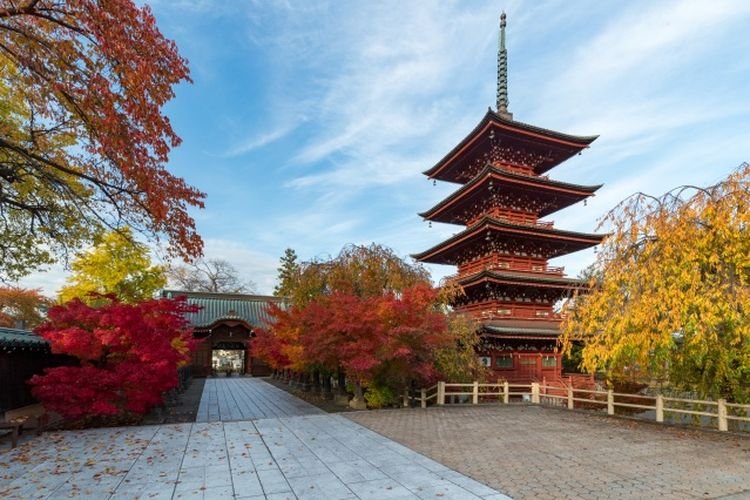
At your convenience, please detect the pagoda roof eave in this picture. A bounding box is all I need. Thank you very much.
[478,320,562,338]
[423,109,598,179]
[418,164,603,222]
[484,326,560,337]
[412,216,604,263]
[456,269,587,289]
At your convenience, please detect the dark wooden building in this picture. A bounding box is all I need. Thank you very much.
[162,290,283,378]
[0,327,73,414]
[414,14,604,385]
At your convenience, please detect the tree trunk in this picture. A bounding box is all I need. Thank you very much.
[321,373,333,400]
[348,382,367,410]
[334,368,350,406]
[311,370,321,392]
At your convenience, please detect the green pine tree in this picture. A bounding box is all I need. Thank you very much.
[274,248,299,298]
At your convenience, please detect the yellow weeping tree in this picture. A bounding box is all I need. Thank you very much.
[561,162,750,403]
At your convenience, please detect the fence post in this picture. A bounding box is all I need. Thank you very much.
[437,381,445,406]
[718,399,728,432]
[607,389,614,415]
[472,381,479,405]
[503,381,509,404]
[403,390,409,408]
[567,385,574,410]
[420,388,426,409]
[655,395,664,423]
[531,382,540,404]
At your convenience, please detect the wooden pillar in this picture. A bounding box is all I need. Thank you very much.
[245,342,252,376]
[567,385,574,409]
[531,382,540,404]
[655,395,664,423]
[437,381,445,406]
[472,381,479,405]
[503,381,509,404]
[607,389,614,415]
[718,399,728,432]
[537,353,542,381]
[420,388,427,408]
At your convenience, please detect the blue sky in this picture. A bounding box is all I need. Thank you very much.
[22,0,750,295]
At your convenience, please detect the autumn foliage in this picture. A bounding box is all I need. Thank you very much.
[0,0,204,280]
[261,244,485,407]
[58,227,167,305]
[562,162,750,403]
[256,284,450,387]
[0,286,51,328]
[29,296,198,420]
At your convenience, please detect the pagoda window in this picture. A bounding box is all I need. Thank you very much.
[479,356,492,367]
[542,356,557,369]
[494,355,513,369]
[496,309,512,315]
[535,310,550,317]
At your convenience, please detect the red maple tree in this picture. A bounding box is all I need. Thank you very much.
[29,296,199,420]
[256,284,452,394]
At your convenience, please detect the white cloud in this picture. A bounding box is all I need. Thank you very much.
[276,3,499,191]
[17,263,68,299]
[223,121,301,158]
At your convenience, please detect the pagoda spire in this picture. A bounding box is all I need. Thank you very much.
[496,12,513,120]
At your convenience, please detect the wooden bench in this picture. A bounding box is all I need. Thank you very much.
[0,419,24,449]
[1,404,49,449]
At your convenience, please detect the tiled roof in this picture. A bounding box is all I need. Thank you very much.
[457,269,586,288]
[483,325,560,337]
[412,215,604,263]
[423,109,598,179]
[0,327,48,348]
[161,290,286,329]
[419,164,602,222]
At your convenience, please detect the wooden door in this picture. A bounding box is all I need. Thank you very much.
[517,353,541,381]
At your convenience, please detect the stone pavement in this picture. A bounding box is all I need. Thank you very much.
[347,404,750,500]
[196,378,324,422]
[0,378,509,499]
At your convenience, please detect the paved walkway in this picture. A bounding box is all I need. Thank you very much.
[0,379,508,499]
[196,378,324,422]
[348,405,750,500]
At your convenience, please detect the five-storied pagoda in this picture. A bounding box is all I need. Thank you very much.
[414,13,604,384]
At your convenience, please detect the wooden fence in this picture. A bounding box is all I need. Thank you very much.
[403,381,750,433]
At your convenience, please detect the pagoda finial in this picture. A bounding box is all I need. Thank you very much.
[496,11,512,120]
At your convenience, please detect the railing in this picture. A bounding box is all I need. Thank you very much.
[408,381,750,433]
[466,206,555,230]
[457,255,564,277]
[457,302,561,321]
